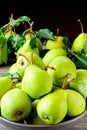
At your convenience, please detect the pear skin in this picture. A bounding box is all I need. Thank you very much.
[66,89,86,117]
[21,64,53,99]
[37,88,67,124]
[47,56,77,87]
[0,76,13,100]
[42,48,67,66]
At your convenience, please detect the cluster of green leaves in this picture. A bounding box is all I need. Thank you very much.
[0,15,56,57]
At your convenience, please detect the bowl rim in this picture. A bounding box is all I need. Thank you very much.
[0,109,87,128]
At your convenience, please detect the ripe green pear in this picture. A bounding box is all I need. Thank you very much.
[16,52,45,77]
[68,69,87,98]
[72,19,87,53]
[0,76,13,100]
[46,36,64,50]
[25,33,43,51]
[37,88,67,124]
[42,48,67,66]
[17,39,39,56]
[21,64,53,99]
[66,89,86,117]
[1,88,32,121]
[72,33,87,53]
[47,56,77,87]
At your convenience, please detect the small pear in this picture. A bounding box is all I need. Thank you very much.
[16,52,45,77]
[17,39,39,56]
[46,35,64,50]
[47,56,77,87]
[42,48,67,66]
[72,19,87,53]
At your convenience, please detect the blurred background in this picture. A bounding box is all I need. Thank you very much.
[0,1,87,41]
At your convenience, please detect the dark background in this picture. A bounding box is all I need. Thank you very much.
[0,1,87,41]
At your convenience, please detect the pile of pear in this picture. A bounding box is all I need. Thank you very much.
[0,29,87,125]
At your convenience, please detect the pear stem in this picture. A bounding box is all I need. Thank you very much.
[78,19,84,33]
[62,73,75,89]
[57,28,60,36]
[30,52,33,65]
[23,21,34,36]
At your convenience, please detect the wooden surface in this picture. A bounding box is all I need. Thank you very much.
[0,66,87,130]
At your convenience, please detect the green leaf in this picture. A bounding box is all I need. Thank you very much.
[69,80,87,98]
[74,53,87,69]
[7,34,26,52]
[0,29,6,48]
[10,16,31,27]
[29,37,37,49]
[17,16,31,23]
[83,41,87,54]
[1,42,8,64]
[0,23,10,33]
[36,28,55,40]
[62,36,71,49]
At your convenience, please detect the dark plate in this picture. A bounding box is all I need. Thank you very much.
[0,109,87,130]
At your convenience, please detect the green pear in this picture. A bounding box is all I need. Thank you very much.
[0,76,13,100]
[0,88,32,121]
[66,89,86,117]
[47,56,77,87]
[72,33,87,53]
[25,33,43,51]
[72,19,87,53]
[8,63,18,74]
[46,36,64,50]
[16,52,45,77]
[42,48,67,66]
[37,88,67,124]
[17,39,39,56]
[68,69,87,98]
[21,64,53,99]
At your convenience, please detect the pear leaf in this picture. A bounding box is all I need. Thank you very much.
[0,29,6,48]
[74,53,87,69]
[83,41,87,54]
[1,42,8,64]
[29,37,38,49]
[62,36,71,49]
[69,80,87,98]
[10,16,31,27]
[7,34,26,52]
[36,28,55,40]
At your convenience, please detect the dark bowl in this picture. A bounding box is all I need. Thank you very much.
[0,109,87,130]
